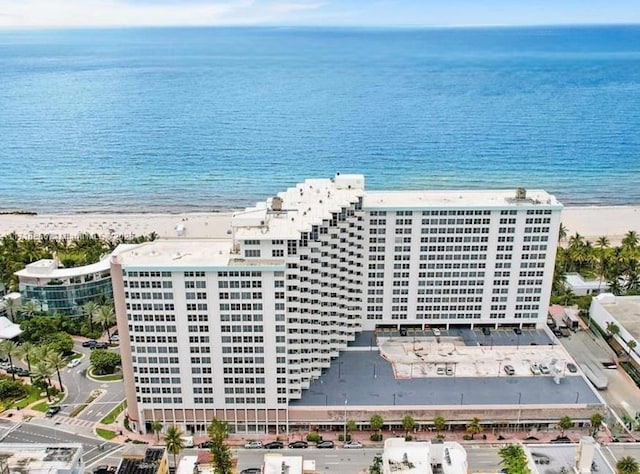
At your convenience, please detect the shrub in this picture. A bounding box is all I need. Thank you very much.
[338,434,351,442]
[0,379,27,401]
[462,434,473,440]
[405,435,413,441]
[370,433,383,442]
[90,349,121,374]
[306,432,322,443]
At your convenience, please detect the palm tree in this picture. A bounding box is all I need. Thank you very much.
[558,223,568,243]
[33,361,53,401]
[3,297,19,323]
[616,456,639,474]
[558,416,572,438]
[590,413,604,437]
[498,444,529,474]
[622,231,639,252]
[466,417,483,439]
[0,340,19,381]
[22,299,42,318]
[164,425,185,468]
[16,341,37,372]
[346,419,357,436]
[150,420,163,443]
[596,236,610,252]
[402,414,415,438]
[92,304,116,340]
[33,344,54,363]
[82,300,100,333]
[46,352,67,393]
[607,322,621,338]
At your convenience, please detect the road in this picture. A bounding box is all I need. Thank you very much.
[0,419,122,465]
[59,342,125,423]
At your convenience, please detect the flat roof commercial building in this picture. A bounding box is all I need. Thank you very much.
[0,444,84,474]
[111,174,565,434]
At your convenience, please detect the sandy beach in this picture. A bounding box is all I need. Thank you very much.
[0,206,638,245]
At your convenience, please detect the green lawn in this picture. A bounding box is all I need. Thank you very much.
[89,370,123,382]
[68,352,83,361]
[100,400,126,425]
[12,384,44,409]
[96,428,118,440]
[32,400,52,412]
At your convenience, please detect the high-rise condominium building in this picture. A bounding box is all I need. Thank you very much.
[111,174,562,434]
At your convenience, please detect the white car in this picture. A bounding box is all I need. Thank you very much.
[539,364,550,374]
[67,359,81,368]
[530,363,541,375]
[343,441,363,449]
[244,441,263,449]
[432,328,441,337]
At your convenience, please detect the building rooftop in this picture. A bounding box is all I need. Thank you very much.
[117,447,165,474]
[363,188,561,210]
[0,444,83,474]
[382,438,468,474]
[596,294,640,342]
[290,350,602,407]
[114,240,233,268]
[565,273,606,291]
[15,245,137,280]
[263,453,306,474]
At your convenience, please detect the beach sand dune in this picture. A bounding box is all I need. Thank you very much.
[0,206,637,244]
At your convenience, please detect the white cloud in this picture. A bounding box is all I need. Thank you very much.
[0,0,324,28]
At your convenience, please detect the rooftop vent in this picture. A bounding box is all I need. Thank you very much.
[515,188,527,200]
[272,196,283,212]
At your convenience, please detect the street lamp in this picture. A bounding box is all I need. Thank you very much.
[325,394,328,406]
[338,361,343,379]
[393,393,397,406]
[460,393,464,405]
[575,391,580,404]
[373,363,377,379]
[498,360,502,376]
[343,399,348,441]
[517,392,522,425]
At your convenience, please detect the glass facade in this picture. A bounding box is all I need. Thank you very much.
[20,277,113,315]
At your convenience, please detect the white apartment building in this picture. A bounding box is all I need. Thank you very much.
[111,174,562,434]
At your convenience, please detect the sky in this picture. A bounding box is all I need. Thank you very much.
[0,0,639,29]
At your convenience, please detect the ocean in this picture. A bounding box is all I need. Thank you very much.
[1,25,639,213]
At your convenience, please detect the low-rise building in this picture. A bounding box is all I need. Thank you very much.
[382,438,467,474]
[116,446,168,474]
[0,443,84,474]
[263,453,316,474]
[564,273,608,296]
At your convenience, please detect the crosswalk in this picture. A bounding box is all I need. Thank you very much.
[51,415,96,428]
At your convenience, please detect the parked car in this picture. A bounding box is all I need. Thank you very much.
[436,367,445,375]
[45,406,61,417]
[445,367,454,376]
[513,327,522,335]
[553,329,563,337]
[93,466,116,474]
[503,364,515,376]
[317,441,335,449]
[264,441,284,450]
[109,335,120,342]
[482,327,491,336]
[240,469,261,474]
[432,328,441,337]
[16,368,30,377]
[539,364,550,374]
[5,366,17,374]
[198,441,212,449]
[344,441,363,449]
[67,359,81,368]
[94,342,109,349]
[566,363,578,373]
[530,363,541,375]
[0,361,11,370]
[288,441,308,449]
[244,441,263,449]
[82,340,97,348]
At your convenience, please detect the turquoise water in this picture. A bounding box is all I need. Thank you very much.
[1,26,639,212]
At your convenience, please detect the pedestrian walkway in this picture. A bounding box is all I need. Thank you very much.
[52,414,96,428]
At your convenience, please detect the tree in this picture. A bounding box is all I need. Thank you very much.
[499,444,531,474]
[46,352,67,393]
[0,340,19,381]
[150,420,163,443]
[16,341,36,372]
[44,332,74,355]
[93,304,116,340]
[33,361,53,401]
[208,418,232,474]
[607,322,621,337]
[346,419,357,434]
[558,223,567,243]
[622,231,639,252]
[433,416,446,435]
[626,340,637,359]
[22,300,42,318]
[616,456,639,474]
[90,349,121,375]
[3,297,19,323]
[466,417,483,439]
[590,413,604,437]
[369,454,383,474]
[558,416,572,437]
[402,414,415,437]
[19,316,58,343]
[164,425,185,468]
[82,300,100,333]
[370,414,384,433]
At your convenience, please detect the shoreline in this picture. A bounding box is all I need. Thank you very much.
[0,205,637,245]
